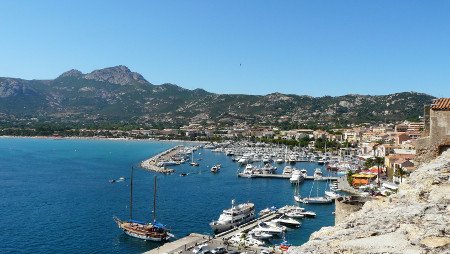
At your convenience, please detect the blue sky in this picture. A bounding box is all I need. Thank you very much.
[0,1,449,97]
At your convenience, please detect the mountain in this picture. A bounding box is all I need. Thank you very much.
[0,66,435,127]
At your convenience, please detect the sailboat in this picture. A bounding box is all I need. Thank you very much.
[114,168,173,241]
[295,173,332,204]
[190,151,199,166]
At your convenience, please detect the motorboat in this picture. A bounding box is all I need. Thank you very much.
[210,166,219,173]
[210,200,255,233]
[298,196,333,204]
[262,163,277,174]
[248,229,273,240]
[300,169,308,178]
[258,206,277,217]
[272,216,301,228]
[254,221,284,235]
[290,169,304,184]
[313,168,323,179]
[300,211,316,218]
[284,210,305,219]
[283,166,293,175]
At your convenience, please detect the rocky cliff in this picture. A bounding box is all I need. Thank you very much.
[289,151,450,254]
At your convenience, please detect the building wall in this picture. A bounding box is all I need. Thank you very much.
[416,109,450,164]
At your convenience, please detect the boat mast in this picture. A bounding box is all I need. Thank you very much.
[130,166,134,220]
[153,175,157,222]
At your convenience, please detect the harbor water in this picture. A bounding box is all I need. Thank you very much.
[0,138,337,253]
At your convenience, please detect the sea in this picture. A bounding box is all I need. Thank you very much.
[0,137,337,253]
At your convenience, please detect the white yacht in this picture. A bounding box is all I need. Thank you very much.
[300,169,308,178]
[272,216,301,228]
[284,210,305,219]
[298,196,332,204]
[254,221,284,235]
[262,163,277,174]
[313,168,323,179]
[210,166,219,173]
[283,166,293,175]
[290,169,304,184]
[210,200,255,233]
[248,229,273,240]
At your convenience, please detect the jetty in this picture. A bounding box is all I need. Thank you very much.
[238,173,339,181]
[140,145,184,173]
[144,212,283,254]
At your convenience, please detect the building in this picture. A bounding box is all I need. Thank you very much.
[416,98,450,164]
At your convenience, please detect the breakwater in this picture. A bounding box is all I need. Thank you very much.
[140,145,184,173]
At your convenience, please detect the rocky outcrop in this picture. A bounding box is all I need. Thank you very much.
[289,150,450,254]
[58,69,83,78]
[0,78,37,98]
[84,65,149,85]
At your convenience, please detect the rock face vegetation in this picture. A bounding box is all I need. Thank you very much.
[289,151,450,254]
[0,66,434,127]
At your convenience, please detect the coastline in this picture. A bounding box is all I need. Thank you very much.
[0,135,208,144]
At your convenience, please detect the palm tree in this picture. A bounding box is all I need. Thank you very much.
[394,166,406,183]
[374,156,384,187]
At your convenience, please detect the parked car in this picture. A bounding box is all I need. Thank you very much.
[192,244,209,254]
[211,247,227,254]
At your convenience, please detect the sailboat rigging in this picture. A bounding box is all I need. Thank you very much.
[114,168,173,241]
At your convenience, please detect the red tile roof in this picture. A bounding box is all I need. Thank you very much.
[431,98,450,110]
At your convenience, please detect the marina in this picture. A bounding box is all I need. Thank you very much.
[237,173,339,181]
[0,138,341,253]
[144,205,316,254]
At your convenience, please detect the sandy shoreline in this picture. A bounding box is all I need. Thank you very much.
[0,135,207,144]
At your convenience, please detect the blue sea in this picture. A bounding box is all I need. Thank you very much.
[0,138,335,253]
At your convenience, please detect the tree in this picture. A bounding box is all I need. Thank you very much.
[394,165,406,183]
[374,156,385,187]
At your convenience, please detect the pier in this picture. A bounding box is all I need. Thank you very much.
[140,145,185,173]
[144,212,283,254]
[238,173,339,181]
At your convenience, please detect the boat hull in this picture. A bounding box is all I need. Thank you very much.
[114,217,171,242]
[300,198,333,204]
[210,214,255,233]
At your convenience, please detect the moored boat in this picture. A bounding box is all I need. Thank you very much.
[114,169,173,241]
[210,200,255,233]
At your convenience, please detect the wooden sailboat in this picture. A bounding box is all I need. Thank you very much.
[114,168,173,241]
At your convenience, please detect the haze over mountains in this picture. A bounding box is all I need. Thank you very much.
[0,66,435,127]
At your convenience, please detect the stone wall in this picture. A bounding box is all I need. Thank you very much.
[416,109,450,165]
[288,150,450,254]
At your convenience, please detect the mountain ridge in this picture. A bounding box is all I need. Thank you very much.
[0,66,436,127]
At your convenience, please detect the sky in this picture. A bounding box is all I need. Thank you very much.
[0,0,449,97]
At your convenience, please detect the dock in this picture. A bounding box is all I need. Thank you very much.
[140,145,185,173]
[144,212,282,254]
[215,212,280,239]
[238,173,339,181]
